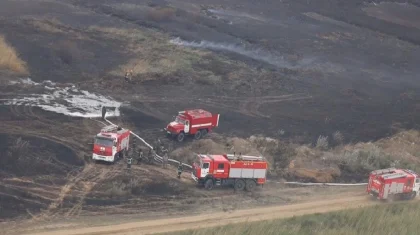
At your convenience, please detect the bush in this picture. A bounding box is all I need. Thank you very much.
[316,135,329,150]
[104,176,141,198]
[332,131,344,145]
[329,143,393,175]
[248,136,295,171]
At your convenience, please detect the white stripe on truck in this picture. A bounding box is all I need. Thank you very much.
[191,123,212,128]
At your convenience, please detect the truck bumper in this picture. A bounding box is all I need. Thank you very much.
[191,172,198,182]
[92,153,114,162]
[164,128,177,137]
[368,191,380,199]
[164,128,170,134]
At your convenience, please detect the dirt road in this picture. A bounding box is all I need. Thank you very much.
[24,193,379,235]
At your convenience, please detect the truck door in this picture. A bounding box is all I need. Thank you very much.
[216,163,228,178]
[112,140,118,157]
[184,120,190,133]
[414,178,420,196]
[201,162,209,178]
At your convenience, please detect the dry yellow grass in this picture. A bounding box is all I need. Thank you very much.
[169,130,420,183]
[0,35,28,74]
[88,26,147,41]
[146,7,176,22]
[88,25,206,79]
[30,18,65,34]
[26,18,88,40]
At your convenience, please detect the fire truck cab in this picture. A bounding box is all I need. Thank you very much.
[92,125,130,163]
[164,109,220,142]
[191,153,267,191]
[367,168,420,201]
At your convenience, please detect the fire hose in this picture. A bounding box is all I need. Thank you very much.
[101,117,192,169]
[96,107,366,186]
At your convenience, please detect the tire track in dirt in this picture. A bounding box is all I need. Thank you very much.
[0,182,58,201]
[64,164,122,217]
[239,94,313,117]
[36,163,120,220]
[4,105,102,154]
[23,194,385,235]
[32,166,92,220]
[2,104,109,221]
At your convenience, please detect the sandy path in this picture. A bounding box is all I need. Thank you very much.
[23,193,378,235]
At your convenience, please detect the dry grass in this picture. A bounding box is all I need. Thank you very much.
[168,201,420,235]
[30,18,65,34]
[24,17,87,40]
[104,177,142,198]
[169,130,420,183]
[315,135,329,150]
[88,26,147,42]
[293,130,420,181]
[88,25,208,80]
[146,7,176,22]
[0,35,28,74]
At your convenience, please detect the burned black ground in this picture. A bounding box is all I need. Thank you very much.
[61,0,420,142]
[1,0,420,223]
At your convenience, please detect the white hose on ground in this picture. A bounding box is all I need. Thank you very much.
[283,182,368,186]
[89,117,108,126]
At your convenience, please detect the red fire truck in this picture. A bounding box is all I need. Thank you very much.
[164,109,220,142]
[92,125,130,163]
[191,153,268,191]
[366,168,420,201]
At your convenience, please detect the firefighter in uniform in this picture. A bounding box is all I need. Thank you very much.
[147,148,155,164]
[127,155,133,170]
[101,106,106,120]
[162,150,168,169]
[177,162,183,179]
[155,139,163,155]
[124,70,133,83]
[130,141,137,159]
[137,149,143,165]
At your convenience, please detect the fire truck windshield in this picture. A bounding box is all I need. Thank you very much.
[94,137,114,146]
[175,116,186,124]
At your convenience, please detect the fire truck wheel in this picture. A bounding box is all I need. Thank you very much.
[245,180,256,191]
[234,179,246,191]
[194,131,202,140]
[204,179,214,190]
[177,132,185,142]
[201,129,208,137]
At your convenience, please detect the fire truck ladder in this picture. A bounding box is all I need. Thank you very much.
[101,125,119,132]
[382,172,407,180]
[370,168,396,175]
[226,153,264,161]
